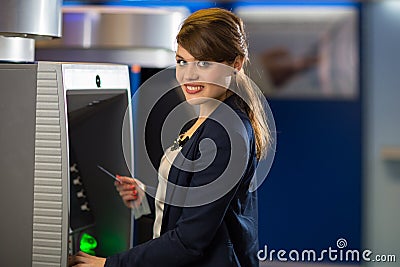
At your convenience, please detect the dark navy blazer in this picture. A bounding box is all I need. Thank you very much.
[106,95,259,267]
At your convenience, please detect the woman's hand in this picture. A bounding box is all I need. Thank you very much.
[68,251,106,267]
[114,176,144,209]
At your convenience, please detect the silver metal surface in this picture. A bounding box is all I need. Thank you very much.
[36,47,176,68]
[0,0,62,39]
[41,6,188,50]
[35,6,188,67]
[0,36,35,62]
[0,63,37,267]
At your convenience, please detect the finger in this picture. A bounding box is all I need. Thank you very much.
[116,176,136,184]
[115,183,136,193]
[126,195,138,201]
[118,187,138,196]
[125,184,136,190]
[118,185,136,195]
[69,255,85,266]
[121,192,138,201]
[77,251,91,257]
[120,188,137,196]
[121,191,138,200]
[77,251,96,262]
[76,252,97,264]
[119,189,135,197]
[68,255,76,267]
[114,179,131,188]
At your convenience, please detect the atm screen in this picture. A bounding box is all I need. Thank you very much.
[66,89,132,257]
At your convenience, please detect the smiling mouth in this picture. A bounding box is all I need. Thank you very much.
[184,84,204,94]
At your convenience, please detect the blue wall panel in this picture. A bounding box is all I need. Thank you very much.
[259,99,362,254]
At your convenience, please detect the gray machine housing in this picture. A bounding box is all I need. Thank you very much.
[0,62,134,267]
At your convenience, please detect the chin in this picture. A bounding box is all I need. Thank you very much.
[184,96,209,106]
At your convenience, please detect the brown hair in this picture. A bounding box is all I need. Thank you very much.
[177,8,271,160]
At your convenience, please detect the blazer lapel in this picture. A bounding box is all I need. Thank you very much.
[161,129,200,232]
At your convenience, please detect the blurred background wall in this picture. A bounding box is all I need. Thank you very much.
[363,2,400,267]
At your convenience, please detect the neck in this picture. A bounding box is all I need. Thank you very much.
[198,101,220,118]
[198,91,233,118]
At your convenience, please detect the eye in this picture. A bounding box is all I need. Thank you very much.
[197,61,210,68]
[176,59,187,66]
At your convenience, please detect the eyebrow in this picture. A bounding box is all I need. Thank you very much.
[175,54,195,61]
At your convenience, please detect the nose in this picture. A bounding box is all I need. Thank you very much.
[183,62,199,81]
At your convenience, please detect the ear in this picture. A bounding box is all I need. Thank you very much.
[233,56,245,72]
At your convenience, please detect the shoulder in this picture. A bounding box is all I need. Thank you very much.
[196,99,254,153]
[203,96,253,141]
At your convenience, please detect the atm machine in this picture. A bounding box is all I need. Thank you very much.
[0,61,134,266]
[34,62,134,262]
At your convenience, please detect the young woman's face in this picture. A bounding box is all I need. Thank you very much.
[175,45,233,105]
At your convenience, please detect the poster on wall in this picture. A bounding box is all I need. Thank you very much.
[236,6,359,99]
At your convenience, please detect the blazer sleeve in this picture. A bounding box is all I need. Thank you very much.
[105,120,251,267]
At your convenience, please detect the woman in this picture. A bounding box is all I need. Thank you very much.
[70,7,270,267]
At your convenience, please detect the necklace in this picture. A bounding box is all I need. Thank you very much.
[171,134,189,151]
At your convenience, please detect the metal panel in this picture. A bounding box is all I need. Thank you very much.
[0,36,35,62]
[35,47,177,68]
[32,64,67,267]
[0,64,37,267]
[35,6,189,67]
[0,1,61,62]
[43,6,186,49]
[0,0,62,38]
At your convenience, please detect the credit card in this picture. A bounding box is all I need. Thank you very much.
[97,165,121,182]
